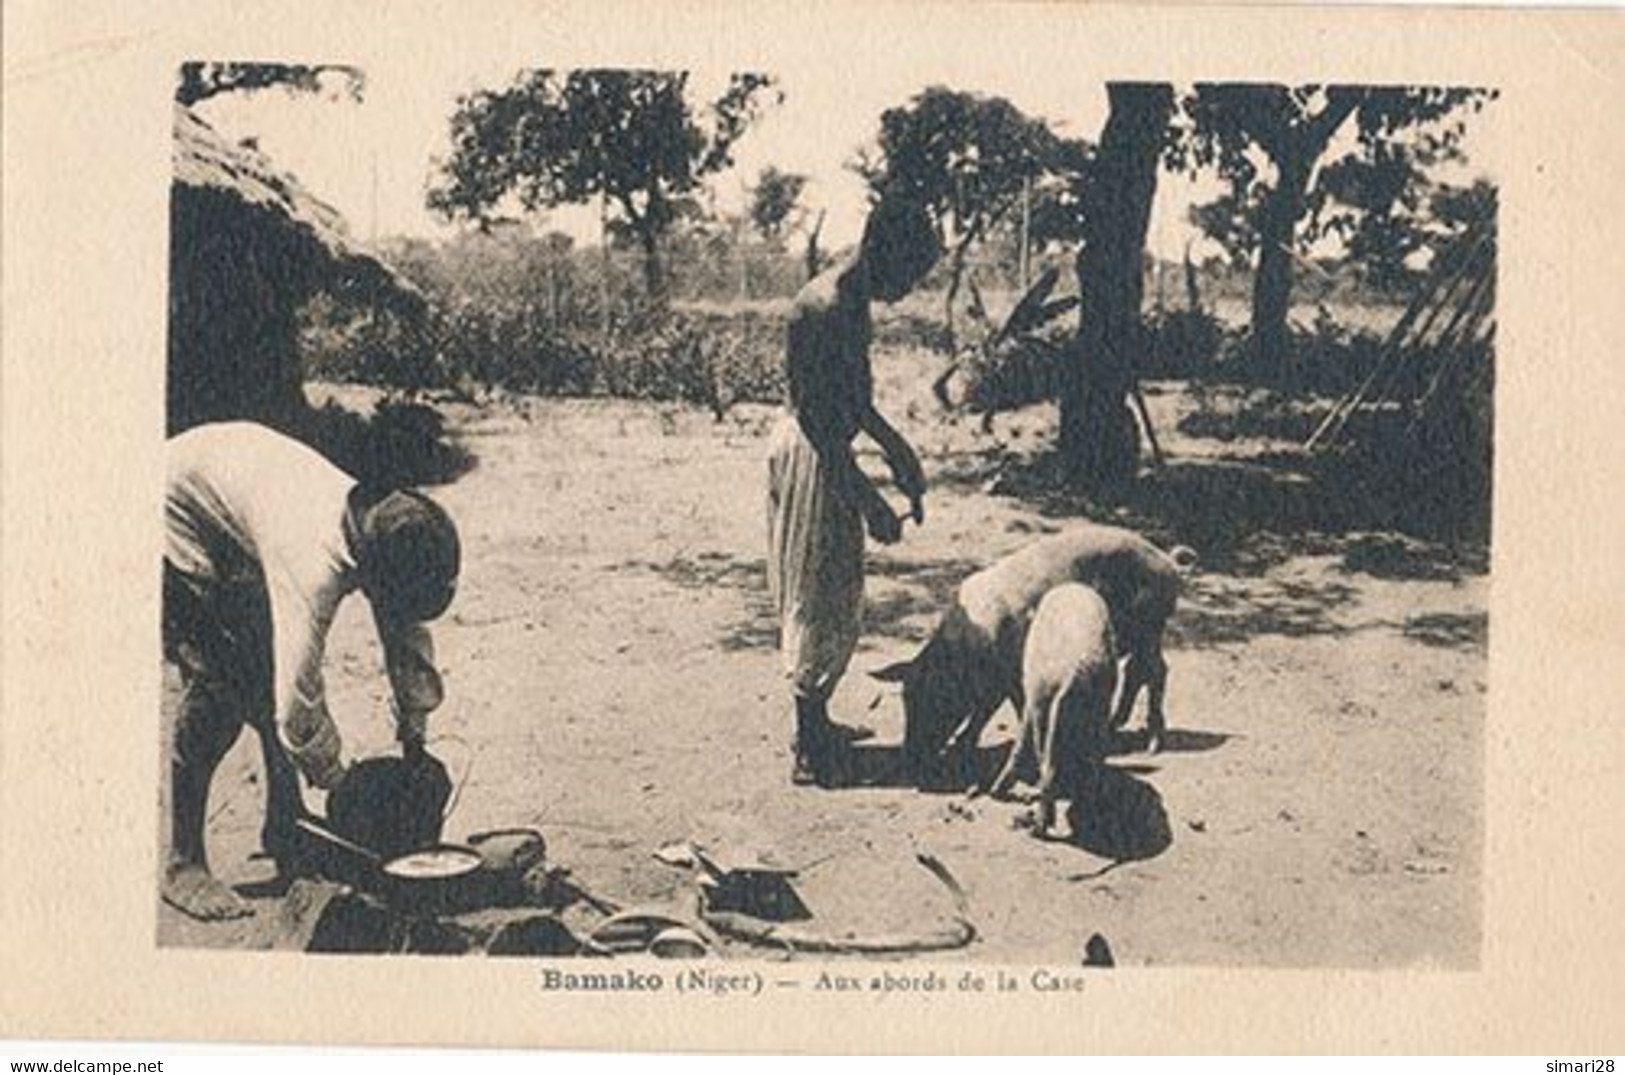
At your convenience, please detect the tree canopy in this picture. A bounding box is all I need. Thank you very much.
[428,69,780,297]
[1171,84,1495,377]
[747,166,809,244]
[176,62,366,106]
[853,86,1087,343]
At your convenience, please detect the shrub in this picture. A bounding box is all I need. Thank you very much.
[299,292,443,390]
[1284,308,1385,396]
[1141,308,1226,378]
[289,396,477,489]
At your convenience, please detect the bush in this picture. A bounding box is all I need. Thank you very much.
[299,293,442,390]
[873,307,954,353]
[1141,308,1227,378]
[1284,308,1386,396]
[674,309,786,408]
[289,396,477,489]
[300,233,796,411]
[431,299,598,396]
[595,309,717,404]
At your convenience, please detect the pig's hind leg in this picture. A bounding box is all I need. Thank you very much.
[988,685,1043,801]
[1112,638,1168,753]
[1139,642,1169,754]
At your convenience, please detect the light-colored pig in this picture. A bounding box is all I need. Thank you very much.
[872,523,1194,787]
[988,582,1117,837]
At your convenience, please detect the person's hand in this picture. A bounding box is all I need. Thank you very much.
[864,494,903,545]
[903,489,926,527]
[318,759,353,796]
[886,446,926,525]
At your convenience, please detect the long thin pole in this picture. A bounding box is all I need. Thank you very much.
[1018,174,1032,292]
[599,192,611,348]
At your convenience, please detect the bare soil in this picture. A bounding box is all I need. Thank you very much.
[158,348,1485,967]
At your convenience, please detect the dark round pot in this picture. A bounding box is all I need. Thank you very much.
[326,754,453,860]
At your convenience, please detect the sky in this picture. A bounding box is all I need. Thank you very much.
[191,58,1497,264]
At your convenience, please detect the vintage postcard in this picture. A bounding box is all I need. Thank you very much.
[3,0,1623,1055]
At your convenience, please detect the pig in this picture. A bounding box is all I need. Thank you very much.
[988,582,1117,837]
[871,523,1195,788]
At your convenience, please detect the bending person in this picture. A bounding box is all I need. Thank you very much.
[162,420,460,919]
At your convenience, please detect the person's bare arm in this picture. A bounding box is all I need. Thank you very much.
[860,406,926,524]
[787,301,903,544]
[266,577,347,790]
[375,612,444,758]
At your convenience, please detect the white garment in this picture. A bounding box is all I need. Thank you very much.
[165,421,442,788]
[766,413,865,701]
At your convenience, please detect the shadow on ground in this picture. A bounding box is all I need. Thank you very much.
[1130,727,1232,754]
[611,438,1490,662]
[976,449,1489,581]
[1064,765,1173,862]
[612,552,778,652]
[862,555,984,644]
[1402,610,1488,650]
[1171,572,1362,645]
[616,551,986,653]
[821,743,1014,791]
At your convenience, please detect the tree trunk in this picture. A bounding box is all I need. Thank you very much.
[1250,156,1311,383]
[1182,239,1203,313]
[1246,88,1362,384]
[942,233,976,352]
[618,192,667,304]
[1059,82,1174,492]
[638,228,665,301]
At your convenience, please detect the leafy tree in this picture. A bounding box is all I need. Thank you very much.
[1024,137,1095,252]
[1185,190,1259,270]
[428,69,779,298]
[1313,143,1431,290]
[853,86,1079,344]
[1061,83,1176,489]
[1174,84,1495,379]
[748,166,809,244]
[1322,165,1498,292]
[176,62,365,105]
[1429,178,1497,241]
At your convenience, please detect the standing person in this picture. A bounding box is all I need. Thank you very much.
[162,421,461,920]
[768,198,941,786]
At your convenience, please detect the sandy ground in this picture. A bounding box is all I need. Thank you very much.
[158,351,1485,967]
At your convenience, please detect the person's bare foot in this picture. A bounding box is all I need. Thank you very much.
[161,862,253,921]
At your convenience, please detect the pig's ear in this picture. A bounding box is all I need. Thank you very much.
[870,658,917,683]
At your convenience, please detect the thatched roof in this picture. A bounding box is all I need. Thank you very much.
[171,102,422,312]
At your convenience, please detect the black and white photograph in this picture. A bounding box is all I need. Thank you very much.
[158,58,1496,966]
[5,0,1624,1056]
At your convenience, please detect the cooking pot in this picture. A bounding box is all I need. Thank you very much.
[326,754,453,860]
[379,843,485,917]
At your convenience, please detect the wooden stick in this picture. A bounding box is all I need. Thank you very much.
[1131,383,1165,469]
[1306,230,1491,452]
[702,909,974,955]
